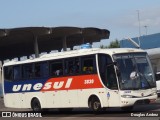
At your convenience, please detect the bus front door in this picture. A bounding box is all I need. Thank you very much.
[105,65,120,107]
[106,89,120,107]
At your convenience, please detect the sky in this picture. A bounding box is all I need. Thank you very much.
[0,0,160,47]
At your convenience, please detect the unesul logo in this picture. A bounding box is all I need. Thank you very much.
[12,78,73,92]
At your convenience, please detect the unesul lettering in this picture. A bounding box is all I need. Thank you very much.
[12,78,73,92]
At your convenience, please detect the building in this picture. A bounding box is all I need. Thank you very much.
[120,33,160,49]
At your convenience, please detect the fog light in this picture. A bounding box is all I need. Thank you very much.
[151,92,157,96]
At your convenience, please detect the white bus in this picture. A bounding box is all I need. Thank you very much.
[2,48,157,112]
[155,72,160,96]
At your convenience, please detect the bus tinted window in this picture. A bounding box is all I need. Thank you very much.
[50,61,63,77]
[98,54,118,90]
[81,55,96,74]
[22,64,33,79]
[4,66,13,81]
[65,58,80,75]
[13,66,21,80]
[35,62,49,78]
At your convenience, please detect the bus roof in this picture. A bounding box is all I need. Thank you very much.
[3,48,145,66]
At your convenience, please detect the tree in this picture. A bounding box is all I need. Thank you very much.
[100,45,107,48]
[107,39,120,48]
[100,39,120,48]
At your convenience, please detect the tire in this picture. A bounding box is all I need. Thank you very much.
[89,97,102,112]
[31,98,41,112]
[121,106,133,111]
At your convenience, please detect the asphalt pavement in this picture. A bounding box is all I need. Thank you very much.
[0,97,160,120]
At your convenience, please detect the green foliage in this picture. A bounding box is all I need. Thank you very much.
[100,39,120,48]
[108,39,120,48]
[100,45,107,48]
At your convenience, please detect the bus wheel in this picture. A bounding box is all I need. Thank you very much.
[121,106,133,111]
[31,98,41,112]
[89,97,101,112]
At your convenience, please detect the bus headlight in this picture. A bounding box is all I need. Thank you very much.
[151,92,157,96]
[121,95,133,98]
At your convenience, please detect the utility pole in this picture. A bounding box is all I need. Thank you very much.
[137,10,141,47]
[144,25,148,35]
[137,10,141,37]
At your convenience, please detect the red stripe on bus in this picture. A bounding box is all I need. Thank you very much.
[41,74,103,91]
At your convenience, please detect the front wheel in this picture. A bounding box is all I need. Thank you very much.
[31,98,41,112]
[89,97,102,112]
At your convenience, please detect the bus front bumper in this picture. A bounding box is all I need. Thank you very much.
[120,94,157,107]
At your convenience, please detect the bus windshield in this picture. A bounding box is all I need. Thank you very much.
[113,53,156,90]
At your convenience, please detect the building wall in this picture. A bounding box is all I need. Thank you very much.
[120,33,160,49]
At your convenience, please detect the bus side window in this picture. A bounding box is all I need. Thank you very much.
[67,60,74,74]
[41,62,49,77]
[64,58,80,75]
[81,55,96,74]
[98,54,118,90]
[13,66,21,80]
[50,61,63,77]
[35,62,49,78]
[4,66,13,81]
[35,64,40,77]
[22,64,33,79]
